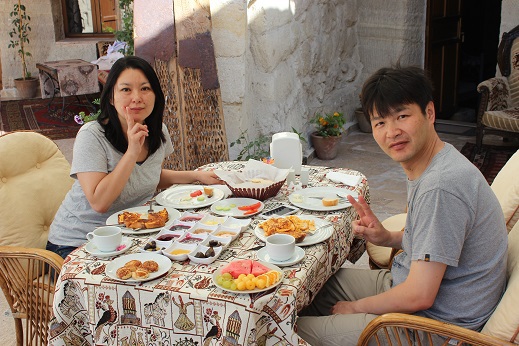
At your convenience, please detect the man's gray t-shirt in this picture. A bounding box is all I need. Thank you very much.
[391,143,507,331]
[48,121,174,247]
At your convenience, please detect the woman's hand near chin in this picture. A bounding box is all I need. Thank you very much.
[125,107,148,157]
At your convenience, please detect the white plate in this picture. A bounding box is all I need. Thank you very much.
[105,253,172,283]
[212,261,283,294]
[210,198,264,218]
[155,185,225,209]
[288,187,359,211]
[84,237,133,257]
[254,215,334,247]
[257,246,305,266]
[105,206,181,234]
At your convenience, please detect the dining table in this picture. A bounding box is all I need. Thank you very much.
[48,162,370,346]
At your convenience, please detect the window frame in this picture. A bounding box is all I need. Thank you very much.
[61,0,117,39]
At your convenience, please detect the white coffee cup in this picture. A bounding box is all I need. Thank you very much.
[86,226,122,252]
[266,234,295,262]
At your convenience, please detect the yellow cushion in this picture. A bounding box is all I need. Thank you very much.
[0,132,73,249]
[366,213,407,268]
[481,221,519,343]
[491,149,519,232]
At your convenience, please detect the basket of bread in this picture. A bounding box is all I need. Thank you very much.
[215,160,290,201]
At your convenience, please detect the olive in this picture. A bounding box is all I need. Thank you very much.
[194,251,206,258]
[205,247,216,258]
[208,240,222,247]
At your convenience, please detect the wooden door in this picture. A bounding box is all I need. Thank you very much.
[425,0,462,119]
[99,0,116,32]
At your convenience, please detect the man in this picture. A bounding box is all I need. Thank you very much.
[297,66,507,345]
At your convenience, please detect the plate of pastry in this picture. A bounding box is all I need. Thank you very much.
[105,206,181,234]
[105,253,172,282]
[254,214,334,246]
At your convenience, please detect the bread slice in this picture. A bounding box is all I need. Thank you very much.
[322,197,339,207]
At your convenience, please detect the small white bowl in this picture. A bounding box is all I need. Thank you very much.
[163,242,197,261]
[188,244,222,264]
[155,229,185,242]
[201,234,231,248]
[138,238,165,254]
[200,214,228,226]
[176,232,208,245]
[164,221,193,232]
[188,223,218,236]
[222,217,251,231]
[178,212,205,223]
[211,226,240,241]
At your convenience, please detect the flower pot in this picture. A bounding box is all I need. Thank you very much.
[310,132,342,160]
[355,108,372,133]
[14,77,39,99]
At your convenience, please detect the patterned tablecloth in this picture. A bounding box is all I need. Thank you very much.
[49,163,370,346]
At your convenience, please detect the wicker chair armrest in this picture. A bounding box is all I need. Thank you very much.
[0,246,64,270]
[358,313,514,346]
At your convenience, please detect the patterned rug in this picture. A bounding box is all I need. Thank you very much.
[461,142,519,185]
[0,95,98,140]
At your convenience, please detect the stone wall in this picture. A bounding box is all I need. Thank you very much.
[2,0,516,159]
[211,0,427,158]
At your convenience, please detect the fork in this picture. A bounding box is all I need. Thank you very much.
[147,200,155,213]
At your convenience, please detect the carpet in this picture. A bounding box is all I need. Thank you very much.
[0,95,97,140]
[461,142,518,185]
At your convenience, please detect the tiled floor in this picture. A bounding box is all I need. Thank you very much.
[0,128,477,344]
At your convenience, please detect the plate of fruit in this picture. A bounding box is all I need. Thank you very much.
[213,259,283,293]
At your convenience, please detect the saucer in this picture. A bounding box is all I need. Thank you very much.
[84,237,132,257]
[256,246,305,266]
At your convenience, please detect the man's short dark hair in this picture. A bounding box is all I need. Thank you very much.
[360,65,434,121]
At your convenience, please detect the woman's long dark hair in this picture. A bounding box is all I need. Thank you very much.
[97,56,166,155]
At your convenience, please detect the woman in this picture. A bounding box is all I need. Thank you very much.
[47,56,222,259]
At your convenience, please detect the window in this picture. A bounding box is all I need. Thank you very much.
[62,0,117,37]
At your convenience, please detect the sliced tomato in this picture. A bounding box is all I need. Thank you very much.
[238,202,262,211]
[190,190,203,197]
[244,208,259,215]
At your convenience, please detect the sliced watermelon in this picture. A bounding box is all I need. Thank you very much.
[221,259,253,279]
[251,261,271,276]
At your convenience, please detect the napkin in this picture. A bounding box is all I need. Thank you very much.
[215,159,290,188]
[325,172,362,186]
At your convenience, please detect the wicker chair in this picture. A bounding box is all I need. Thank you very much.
[0,247,63,346]
[475,24,519,152]
[0,131,74,345]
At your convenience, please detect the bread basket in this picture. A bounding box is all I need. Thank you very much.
[225,179,285,201]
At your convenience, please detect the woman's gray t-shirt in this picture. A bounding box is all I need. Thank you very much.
[391,143,507,331]
[48,121,173,247]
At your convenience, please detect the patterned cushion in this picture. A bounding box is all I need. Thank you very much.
[508,38,519,107]
[481,221,519,343]
[491,149,519,232]
[481,107,519,132]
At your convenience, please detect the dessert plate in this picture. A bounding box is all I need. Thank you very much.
[210,198,264,218]
[256,246,305,266]
[254,215,333,246]
[105,206,181,234]
[105,253,172,283]
[288,187,358,211]
[84,237,132,257]
[155,185,225,209]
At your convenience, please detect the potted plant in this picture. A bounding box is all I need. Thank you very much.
[8,0,39,98]
[310,111,346,160]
